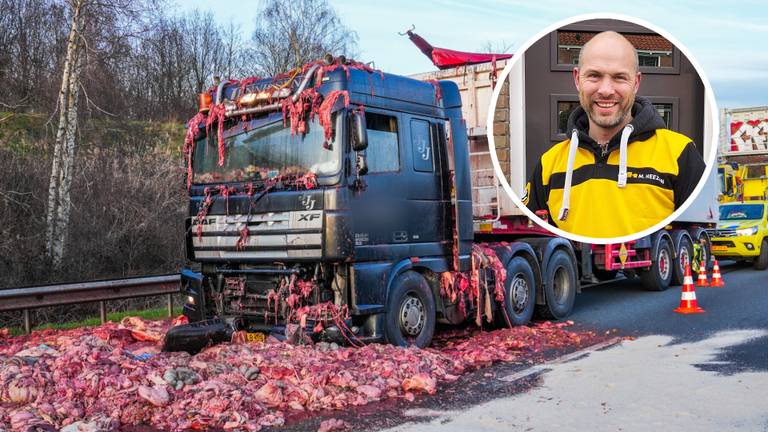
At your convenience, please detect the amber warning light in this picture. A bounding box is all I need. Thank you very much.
[198,93,212,113]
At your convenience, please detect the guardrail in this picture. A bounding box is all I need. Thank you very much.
[0,274,181,334]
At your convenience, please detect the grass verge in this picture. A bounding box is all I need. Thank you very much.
[7,307,173,336]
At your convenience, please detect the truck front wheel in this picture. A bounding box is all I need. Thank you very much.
[536,249,577,320]
[384,271,436,348]
[496,256,536,326]
[754,239,768,270]
[640,238,673,291]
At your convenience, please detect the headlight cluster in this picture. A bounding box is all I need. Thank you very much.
[736,226,759,236]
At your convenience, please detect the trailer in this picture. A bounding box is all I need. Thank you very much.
[410,25,719,294]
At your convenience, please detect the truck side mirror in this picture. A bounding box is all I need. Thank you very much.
[351,110,368,151]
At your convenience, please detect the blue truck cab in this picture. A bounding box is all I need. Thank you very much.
[172,58,538,351]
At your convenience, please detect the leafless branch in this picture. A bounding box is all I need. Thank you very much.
[80,82,117,117]
[0,96,30,110]
[0,190,34,210]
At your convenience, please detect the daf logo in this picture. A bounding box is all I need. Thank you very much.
[298,213,321,222]
[192,217,217,225]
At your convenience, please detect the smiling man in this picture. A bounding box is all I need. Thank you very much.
[522,31,706,238]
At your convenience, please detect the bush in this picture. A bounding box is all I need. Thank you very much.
[0,114,187,327]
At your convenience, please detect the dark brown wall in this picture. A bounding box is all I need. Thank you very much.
[523,19,705,176]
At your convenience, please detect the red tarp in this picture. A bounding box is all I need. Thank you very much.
[407,30,512,69]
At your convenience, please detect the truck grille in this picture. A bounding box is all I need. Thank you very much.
[712,229,737,238]
[191,210,323,260]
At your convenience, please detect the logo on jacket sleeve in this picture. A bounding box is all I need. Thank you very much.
[521,183,531,205]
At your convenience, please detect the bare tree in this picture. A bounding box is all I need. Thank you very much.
[479,40,514,54]
[221,21,246,80]
[185,10,224,93]
[45,0,149,267]
[0,0,68,112]
[250,0,359,76]
[45,0,87,267]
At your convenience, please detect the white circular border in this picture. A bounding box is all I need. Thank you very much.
[486,12,719,245]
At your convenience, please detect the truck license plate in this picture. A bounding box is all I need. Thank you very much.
[245,332,266,344]
[711,245,727,252]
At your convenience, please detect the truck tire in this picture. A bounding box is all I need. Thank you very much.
[640,238,673,291]
[384,271,436,348]
[697,232,711,268]
[536,249,577,320]
[754,239,768,270]
[672,236,693,286]
[496,256,536,327]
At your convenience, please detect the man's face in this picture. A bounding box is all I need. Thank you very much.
[573,36,641,132]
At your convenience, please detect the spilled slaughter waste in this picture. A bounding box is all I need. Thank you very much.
[0,317,598,431]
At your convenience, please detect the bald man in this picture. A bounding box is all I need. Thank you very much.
[522,31,706,238]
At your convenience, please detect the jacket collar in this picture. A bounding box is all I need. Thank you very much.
[566,96,666,158]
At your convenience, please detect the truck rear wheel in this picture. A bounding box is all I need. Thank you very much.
[496,256,536,326]
[754,239,768,270]
[384,271,436,348]
[536,249,577,320]
[672,236,693,286]
[697,232,711,268]
[640,238,673,291]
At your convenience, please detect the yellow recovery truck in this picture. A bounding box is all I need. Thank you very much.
[711,107,768,269]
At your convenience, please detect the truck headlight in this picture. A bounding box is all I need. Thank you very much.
[186,295,196,305]
[736,226,758,236]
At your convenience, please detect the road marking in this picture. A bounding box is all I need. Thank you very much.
[498,337,624,383]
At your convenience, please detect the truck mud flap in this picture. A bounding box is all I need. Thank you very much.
[162,318,234,354]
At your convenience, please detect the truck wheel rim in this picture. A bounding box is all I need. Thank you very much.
[679,248,690,274]
[659,248,671,280]
[400,295,425,336]
[510,273,528,312]
[553,266,570,304]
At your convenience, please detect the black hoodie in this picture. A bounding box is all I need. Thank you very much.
[523,96,707,238]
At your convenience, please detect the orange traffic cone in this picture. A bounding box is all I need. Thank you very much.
[696,259,709,287]
[674,263,705,314]
[710,259,725,287]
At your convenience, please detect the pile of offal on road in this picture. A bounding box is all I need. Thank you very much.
[0,56,603,430]
[0,316,596,431]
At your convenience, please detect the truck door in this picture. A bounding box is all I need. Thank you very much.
[352,110,444,259]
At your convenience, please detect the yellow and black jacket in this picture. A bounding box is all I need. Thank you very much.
[523,97,706,238]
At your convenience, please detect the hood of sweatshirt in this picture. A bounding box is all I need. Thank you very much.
[566,95,667,157]
[556,96,666,223]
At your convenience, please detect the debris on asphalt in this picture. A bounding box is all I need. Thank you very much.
[0,316,596,430]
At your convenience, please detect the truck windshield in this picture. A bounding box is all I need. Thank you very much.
[719,204,764,220]
[192,115,340,184]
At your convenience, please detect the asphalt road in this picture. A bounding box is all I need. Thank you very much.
[569,260,768,374]
[376,260,768,432]
[278,261,767,431]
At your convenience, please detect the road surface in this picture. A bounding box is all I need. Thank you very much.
[283,260,768,431]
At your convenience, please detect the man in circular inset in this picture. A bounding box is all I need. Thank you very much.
[522,31,706,238]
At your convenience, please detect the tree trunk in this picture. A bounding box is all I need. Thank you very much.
[45,0,85,268]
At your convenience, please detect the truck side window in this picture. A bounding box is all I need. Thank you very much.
[411,119,434,172]
[366,113,399,173]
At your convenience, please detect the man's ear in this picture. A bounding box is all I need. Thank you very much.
[633,71,642,94]
[573,67,580,91]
